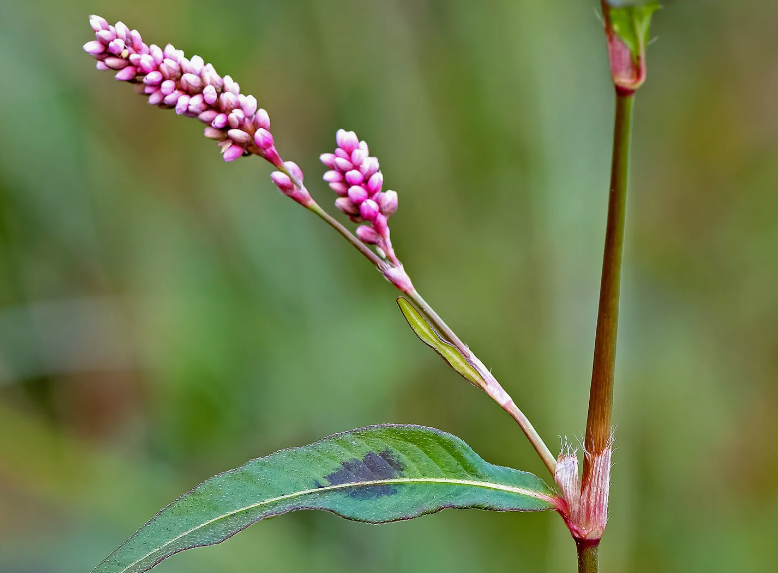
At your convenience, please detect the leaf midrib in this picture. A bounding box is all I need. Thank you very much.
[112,476,557,573]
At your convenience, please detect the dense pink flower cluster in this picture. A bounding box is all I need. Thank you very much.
[82,15,282,165]
[321,130,400,264]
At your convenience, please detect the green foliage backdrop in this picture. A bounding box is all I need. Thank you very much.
[0,1,776,571]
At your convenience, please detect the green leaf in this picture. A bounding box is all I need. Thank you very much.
[606,1,660,60]
[93,425,559,573]
[396,297,486,389]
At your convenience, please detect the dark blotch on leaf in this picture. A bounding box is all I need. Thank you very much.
[324,451,405,500]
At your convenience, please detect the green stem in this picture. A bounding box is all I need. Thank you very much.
[307,202,386,269]
[576,541,600,573]
[407,289,557,476]
[582,92,634,486]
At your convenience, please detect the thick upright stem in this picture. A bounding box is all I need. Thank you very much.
[582,93,634,486]
[576,540,600,573]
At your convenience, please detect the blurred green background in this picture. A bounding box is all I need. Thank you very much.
[1,1,777,571]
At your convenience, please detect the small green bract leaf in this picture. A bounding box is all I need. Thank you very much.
[606,1,660,60]
[93,425,558,573]
[396,297,486,389]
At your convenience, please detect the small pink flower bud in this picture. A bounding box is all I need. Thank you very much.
[83,41,105,56]
[223,75,240,95]
[159,59,181,80]
[383,265,414,293]
[334,148,350,160]
[175,94,191,115]
[198,109,219,124]
[223,144,245,162]
[96,29,115,45]
[323,170,343,183]
[334,157,353,172]
[96,61,109,71]
[367,172,383,195]
[201,64,223,89]
[239,95,258,117]
[227,109,245,129]
[254,109,270,130]
[228,129,252,144]
[329,182,348,196]
[114,22,130,42]
[212,113,228,129]
[163,90,184,106]
[138,54,156,74]
[181,73,202,93]
[373,214,388,235]
[143,71,163,85]
[190,55,205,75]
[108,38,125,55]
[150,44,164,65]
[115,66,137,82]
[357,158,376,177]
[348,186,368,204]
[360,199,379,221]
[130,30,145,52]
[142,85,157,95]
[351,148,368,166]
[204,127,227,140]
[163,44,179,61]
[356,225,381,245]
[336,129,359,154]
[378,190,398,216]
[148,90,164,105]
[219,92,238,113]
[335,197,360,216]
[104,57,129,70]
[203,85,218,105]
[90,15,109,32]
[284,161,304,184]
[160,79,176,95]
[254,128,274,150]
[345,170,364,186]
[270,172,294,192]
[263,147,283,169]
[179,57,193,74]
[129,54,142,66]
[320,153,337,169]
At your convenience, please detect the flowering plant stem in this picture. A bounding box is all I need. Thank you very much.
[305,191,557,477]
[577,92,635,572]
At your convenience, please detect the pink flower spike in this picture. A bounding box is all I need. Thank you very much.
[348,186,369,204]
[115,66,137,82]
[336,129,359,154]
[254,129,274,150]
[360,200,380,222]
[323,170,343,183]
[203,85,218,105]
[83,41,105,56]
[367,172,383,195]
[284,161,304,184]
[270,172,294,192]
[356,225,381,245]
[254,109,270,130]
[90,15,109,32]
[345,170,364,186]
[378,190,398,216]
[212,114,228,129]
[223,145,245,162]
[320,153,337,169]
[175,94,191,115]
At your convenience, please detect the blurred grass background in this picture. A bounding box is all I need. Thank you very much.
[1,0,777,571]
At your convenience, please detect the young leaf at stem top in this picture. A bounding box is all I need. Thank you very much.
[92,425,560,573]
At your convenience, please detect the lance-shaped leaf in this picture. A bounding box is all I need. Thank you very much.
[396,297,486,389]
[93,425,559,573]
